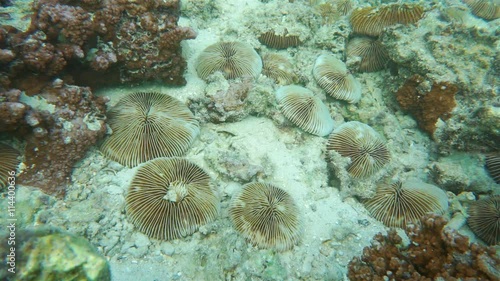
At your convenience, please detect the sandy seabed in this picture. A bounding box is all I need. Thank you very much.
[3,0,499,280]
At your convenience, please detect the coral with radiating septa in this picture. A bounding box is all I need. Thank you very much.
[229,182,301,251]
[126,157,219,241]
[100,92,199,167]
[350,3,424,37]
[276,85,335,137]
[364,180,449,228]
[0,143,20,189]
[327,121,390,178]
[196,41,262,80]
[347,37,390,72]
[463,0,500,20]
[262,53,296,85]
[485,153,500,184]
[467,195,500,245]
[313,54,362,103]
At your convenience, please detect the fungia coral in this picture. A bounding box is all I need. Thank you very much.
[348,214,500,280]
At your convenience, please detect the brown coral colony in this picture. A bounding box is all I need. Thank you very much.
[1,0,195,93]
[396,75,458,135]
[348,215,500,280]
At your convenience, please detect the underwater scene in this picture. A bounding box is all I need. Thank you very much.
[0,0,499,280]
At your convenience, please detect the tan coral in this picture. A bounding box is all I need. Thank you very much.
[326,121,390,178]
[229,182,301,251]
[196,42,262,80]
[347,36,390,72]
[312,54,362,103]
[364,180,449,228]
[485,153,500,183]
[258,30,302,49]
[261,53,296,85]
[0,143,20,189]
[463,0,500,20]
[276,85,335,137]
[100,92,199,167]
[350,3,424,37]
[126,157,218,241]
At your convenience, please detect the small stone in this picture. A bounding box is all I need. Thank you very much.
[161,242,175,256]
[132,232,150,248]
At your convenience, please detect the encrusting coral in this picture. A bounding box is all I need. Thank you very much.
[381,10,497,153]
[0,0,195,196]
[16,83,107,196]
[1,0,195,92]
[100,92,199,167]
[348,214,500,280]
[0,227,111,281]
[126,157,219,241]
[396,75,458,136]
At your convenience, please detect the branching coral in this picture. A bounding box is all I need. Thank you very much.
[396,75,458,136]
[348,214,500,280]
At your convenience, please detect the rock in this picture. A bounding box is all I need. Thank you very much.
[431,153,498,195]
[1,227,110,281]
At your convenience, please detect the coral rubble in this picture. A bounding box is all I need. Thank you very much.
[348,214,500,280]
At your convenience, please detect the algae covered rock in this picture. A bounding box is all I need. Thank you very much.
[1,227,110,281]
[430,153,498,195]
